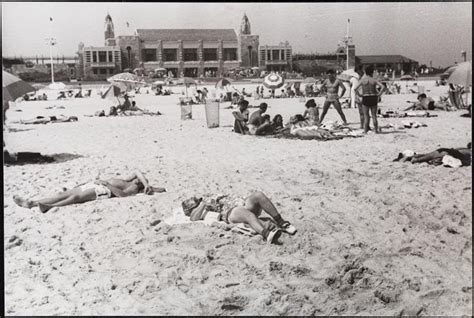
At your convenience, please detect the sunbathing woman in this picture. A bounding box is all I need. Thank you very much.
[13,170,165,213]
[182,191,297,244]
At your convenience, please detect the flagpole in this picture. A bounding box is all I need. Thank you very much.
[48,17,56,84]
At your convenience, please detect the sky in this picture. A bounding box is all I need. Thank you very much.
[2,2,472,68]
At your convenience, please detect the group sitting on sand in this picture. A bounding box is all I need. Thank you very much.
[14,115,78,125]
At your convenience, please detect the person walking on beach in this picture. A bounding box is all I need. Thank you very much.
[13,171,165,213]
[354,66,386,134]
[318,69,348,125]
[182,191,297,244]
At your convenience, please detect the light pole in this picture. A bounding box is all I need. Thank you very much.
[343,19,352,70]
[46,17,57,84]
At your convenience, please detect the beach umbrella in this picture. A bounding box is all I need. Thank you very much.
[447,61,471,87]
[155,67,167,72]
[3,71,35,102]
[337,69,360,82]
[263,73,285,89]
[251,66,260,70]
[153,80,166,86]
[303,77,317,84]
[108,72,140,83]
[48,82,66,90]
[400,75,415,81]
[101,83,126,104]
[215,78,233,89]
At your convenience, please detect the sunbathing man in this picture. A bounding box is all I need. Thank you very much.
[13,170,165,213]
[404,93,450,111]
[318,69,348,125]
[248,102,273,135]
[395,143,471,165]
[182,191,297,244]
[17,115,78,125]
[119,95,132,111]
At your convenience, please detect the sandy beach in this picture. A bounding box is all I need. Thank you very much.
[3,81,472,315]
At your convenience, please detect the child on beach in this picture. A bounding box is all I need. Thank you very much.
[13,171,165,213]
[303,99,319,125]
[182,191,297,244]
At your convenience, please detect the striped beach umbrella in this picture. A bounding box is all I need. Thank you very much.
[215,78,233,89]
[447,61,471,87]
[3,71,35,102]
[337,69,360,82]
[263,73,284,89]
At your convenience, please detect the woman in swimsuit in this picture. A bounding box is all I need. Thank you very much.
[354,66,385,134]
[13,171,165,213]
[183,191,297,244]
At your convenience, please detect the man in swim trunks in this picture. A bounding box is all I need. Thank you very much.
[248,103,273,135]
[318,69,348,125]
[182,191,297,244]
[13,170,165,213]
[404,93,449,111]
[353,66,385,134]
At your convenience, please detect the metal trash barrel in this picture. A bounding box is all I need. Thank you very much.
[205,101,219,128]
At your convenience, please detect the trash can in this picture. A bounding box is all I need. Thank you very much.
[180,104,192,120]
[205,101,220,128]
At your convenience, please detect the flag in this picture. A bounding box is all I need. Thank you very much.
[50,17,53,21]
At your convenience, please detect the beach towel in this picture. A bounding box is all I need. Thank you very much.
[442,155,462,168]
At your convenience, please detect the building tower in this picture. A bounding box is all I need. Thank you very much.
[105,13,116,46]
[238,13,259,68]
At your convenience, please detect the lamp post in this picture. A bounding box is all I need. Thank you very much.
[46,17,57,84]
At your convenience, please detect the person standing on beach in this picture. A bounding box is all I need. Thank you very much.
[354,66,386,134]
[350,67,366,129]
[318,69,347,125]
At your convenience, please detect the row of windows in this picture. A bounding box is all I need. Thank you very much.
[259,49,291,61]
[142,48,237,62]
[84,51,118,63]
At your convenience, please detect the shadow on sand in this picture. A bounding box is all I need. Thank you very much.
[4,151,83,166]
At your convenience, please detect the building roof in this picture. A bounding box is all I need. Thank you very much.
[357,55,418,64]
[136,29,238,42]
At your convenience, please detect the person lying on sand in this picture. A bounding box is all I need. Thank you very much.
[404,94,450,111]
[13,171,166,213]
[16,115,78,125]
[182,191,297,244]
[248,103,273,135]
[394,143,471,166]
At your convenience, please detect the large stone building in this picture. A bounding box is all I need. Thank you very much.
[258,41,292,71]
[78,13,270,79]
[356,55,419,74]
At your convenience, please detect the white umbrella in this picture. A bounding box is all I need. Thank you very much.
[447,61,472,87]
[263,73,284,89]
[48,82,66,90]
[337,69,360,82]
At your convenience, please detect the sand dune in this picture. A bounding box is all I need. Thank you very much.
[4,81,472,315]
